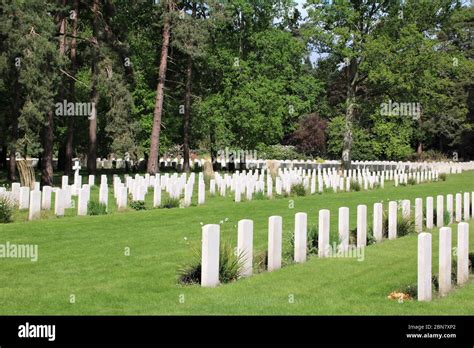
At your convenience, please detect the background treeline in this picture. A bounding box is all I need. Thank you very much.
[0,0,473,184]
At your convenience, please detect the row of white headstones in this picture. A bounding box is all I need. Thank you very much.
[0,167,447,220]
[200,191,474,302]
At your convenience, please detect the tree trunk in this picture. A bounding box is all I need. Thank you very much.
[183,56,193,173]
[41,110,54,186]
[65,0,78,176]
[8,69,20,182]
[342,58,358,170]
[147,0,172,175]
[342,87,355,170]
[41,0,67,186]
[417,109,423,156]
[88,0,99,174]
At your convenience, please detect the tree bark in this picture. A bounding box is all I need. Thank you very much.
[8,68,20,182]
[182,2,196,173]
[147,0,172,175]
[342,58,358,170]
[41,0,67,186]
[183,57,193,173]
[41,110,54,186]
[65,0,78,176]
[88,0,99,174]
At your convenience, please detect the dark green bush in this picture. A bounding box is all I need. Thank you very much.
[291,183,307,196]
[351,181,361,192]
[253,250,268,273]
[398,283,417,298]
[130,200,147,211]
[87,201,107,216]
[160,197,180,209]
[438,173,447,181]
[407,177,416,185]
[0,196,14,223]
[253,191,265,200]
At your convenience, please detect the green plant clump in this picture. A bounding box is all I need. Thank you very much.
[291,183,307,196]
[178,242,243,285]
[130,200,147,211]
[0,196,14,223]
[87,201,108,216]
[160,197,180,209]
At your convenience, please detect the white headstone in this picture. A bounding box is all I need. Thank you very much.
[463,192,470,221]
[19,187,30,210]
[201,224,220,287]
[41,186,52,210]
[436,195,444,228]
[77,186,89,216]
[268,216,282,271]
[401,199,410,219]
[28,190,41,220]
[417,232,432,302]
[457,222,469,285]
[198,181,205,205]
[294,212,307,263]
[338,207,349,250]
[237,219,253,277]
[388,201,397,239]
[415,198,423,233]
[455,193,462,223]
[357,205,367,248]
[426,197,434,229]
[99,184,108,210]
[373,203,383,242]
[318,209,330,257]
[54,189,65,216]
[438,227,452,296]
[446,194,453,224]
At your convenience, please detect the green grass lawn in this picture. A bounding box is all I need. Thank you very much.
[0,171,473,315]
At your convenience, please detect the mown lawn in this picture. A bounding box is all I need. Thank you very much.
[0,171,473,315]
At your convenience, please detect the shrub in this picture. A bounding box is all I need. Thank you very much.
[323,187,333,194]
[469,252,474,273]
[398,283,417,299]
[130,200,147,211]
[253,250,268,273]
[432,209,451,226]
[255,144,305,160]
[397,216,416,237]
[443,211,451,226]
[350,227,377,246]
[160,197,180,209]
[87,201,107,216]
[367,232,377,245]
[0,196,14,223]
[178,242,243,285]
[439,173,447,181]
[407,177,416,185]
[409,150,449,162]
[291,183,307,196]
[307,225,319,255]
[253,191,265,200]
[351,181,361,192]
[288,113,328,157]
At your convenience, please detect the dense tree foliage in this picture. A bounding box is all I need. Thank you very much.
[0,0,472,181]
